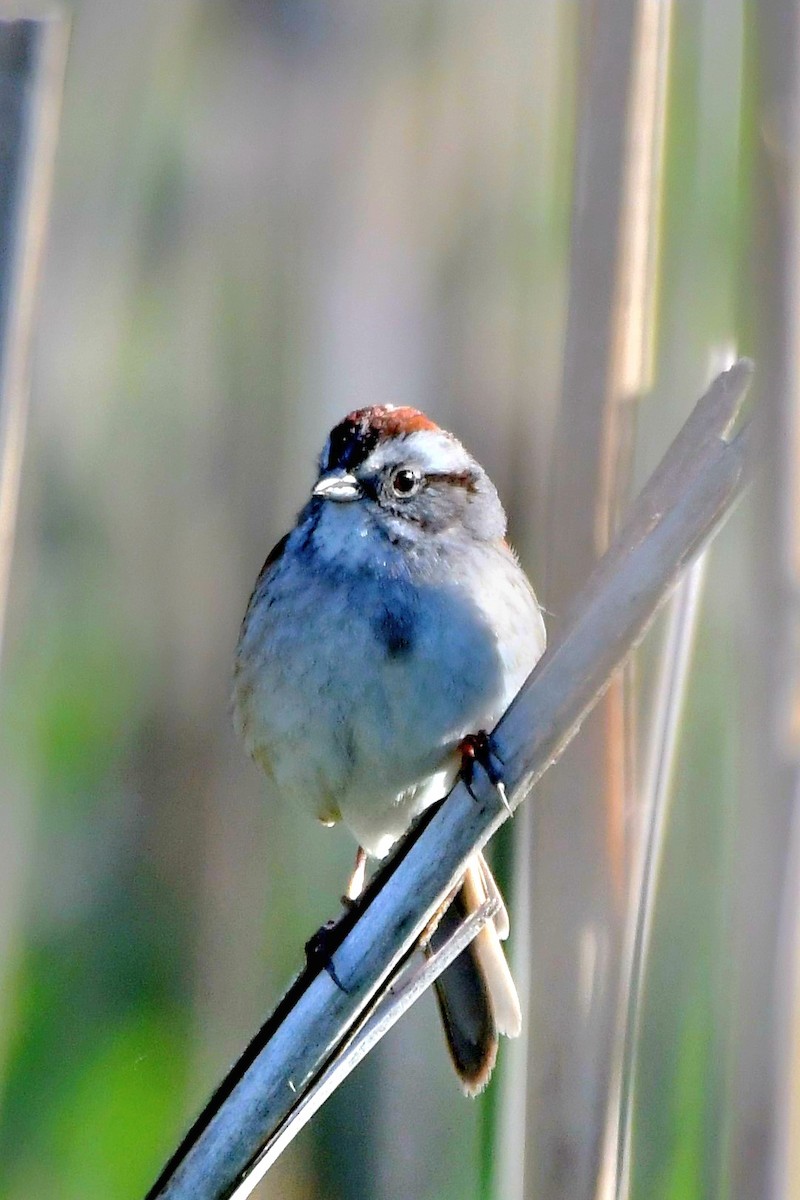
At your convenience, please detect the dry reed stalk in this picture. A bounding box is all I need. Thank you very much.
[0,17,68,668]
[521,3,671,1197]
[745,6,800,1200]
[0,11,68,1103]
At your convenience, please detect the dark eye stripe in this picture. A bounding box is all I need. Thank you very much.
[428,470,477,492]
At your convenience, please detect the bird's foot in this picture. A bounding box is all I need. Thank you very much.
[459,730,511,814]
[304,920,351,994]
[306,847,369,991]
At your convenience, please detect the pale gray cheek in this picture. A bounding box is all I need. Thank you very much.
[414,489,467,533]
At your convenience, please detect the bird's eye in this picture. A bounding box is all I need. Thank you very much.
[389,466,423,498]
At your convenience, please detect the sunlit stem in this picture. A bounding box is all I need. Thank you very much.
[600,551,708,1199]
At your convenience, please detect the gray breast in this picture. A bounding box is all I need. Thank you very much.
[373,601,416,659]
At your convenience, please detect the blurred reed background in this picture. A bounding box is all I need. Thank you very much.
[0,2,787,1199]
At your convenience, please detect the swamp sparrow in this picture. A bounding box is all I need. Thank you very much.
[233,406,545,1093]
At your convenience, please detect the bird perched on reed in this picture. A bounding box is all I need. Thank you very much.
[233,405,545,1092]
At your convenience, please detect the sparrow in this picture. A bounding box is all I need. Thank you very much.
[232,405,546,1094]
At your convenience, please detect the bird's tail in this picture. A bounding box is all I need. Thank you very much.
[428,852,521,1095]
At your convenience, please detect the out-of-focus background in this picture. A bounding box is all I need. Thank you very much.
[0,3,782,1199]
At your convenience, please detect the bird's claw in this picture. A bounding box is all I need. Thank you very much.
[304,921,351,993]
[493,778,512,814]
[459,731,512,813]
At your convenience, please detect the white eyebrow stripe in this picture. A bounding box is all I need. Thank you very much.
[399,429,472,475]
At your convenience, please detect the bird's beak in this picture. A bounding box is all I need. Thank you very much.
[312,472,361,502]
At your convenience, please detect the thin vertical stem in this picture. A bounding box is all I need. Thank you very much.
[775,770,800,1200]
[759,3,800,1196]
[729,5,800,1198]
[605,553,708,1199]
[600,0,673,542]
[0,11,68,1101]
[0,17,68,667]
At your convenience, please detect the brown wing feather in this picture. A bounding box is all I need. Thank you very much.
[232,531,291,740]
[235,531,290,642]
[255,531,290,588]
